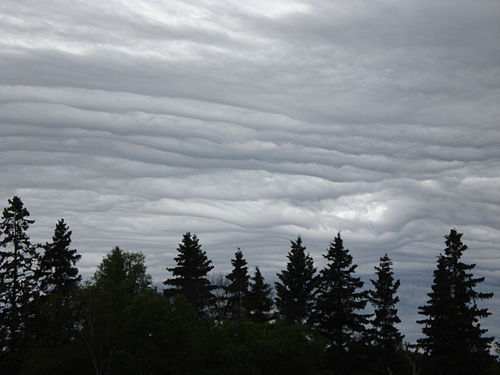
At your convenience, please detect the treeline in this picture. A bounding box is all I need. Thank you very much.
[0,196,498,375]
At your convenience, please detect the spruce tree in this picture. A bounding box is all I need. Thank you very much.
[225,248,249,321]
[39,219,81,296]
[275,236,316,324]
[368,254,403,371]
[312,233,369,374]
[32,219,82,354]
[247,267,273,323]
[0,196,39,360]
[417,229,493,375]
[164,232,214,313]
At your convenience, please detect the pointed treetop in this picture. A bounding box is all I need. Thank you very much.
[323,232,355,271]
[1,196,35,248]
[39,218,81,295]
[164,232,214,312]
[247,266,273,323]
[0,196,39,352]
[225,248,250,320]
[312,232,369,351]
[417,229,493,374]
[369,254,403,354]
[444,228,467,260]
[275,236,317,324]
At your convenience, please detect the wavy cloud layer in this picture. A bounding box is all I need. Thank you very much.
[1,0,499,342]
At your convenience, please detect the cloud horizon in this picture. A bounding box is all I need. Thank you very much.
[1,0,499,344]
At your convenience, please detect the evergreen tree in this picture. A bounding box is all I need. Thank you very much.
[225,248,249,321]
[30,219,82,364]
[0,196,39,361]
[39,219,81,296]
[368,254,404,372]
[164,232,214,313]
[275,236,316,324]
[417,229,493,375]
[247,267,273,323]
[312,233,369,374]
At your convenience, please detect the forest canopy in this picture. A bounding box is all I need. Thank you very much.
[0,196,498,375]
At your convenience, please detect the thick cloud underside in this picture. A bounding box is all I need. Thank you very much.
[1,0,499,343]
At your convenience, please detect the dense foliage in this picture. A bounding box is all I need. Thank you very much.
[246,267,273,324]
[225,248,250,321]
[163,232,214,313]
[275,236,316,325]
[418,229,494,375]
[311,233,370,374]
[368,254,405,374]
[0,197,497,375]
[0,197,39,370]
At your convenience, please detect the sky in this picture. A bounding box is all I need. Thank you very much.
[1,0,499,344]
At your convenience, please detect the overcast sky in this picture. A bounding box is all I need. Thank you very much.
[1,0,499,343]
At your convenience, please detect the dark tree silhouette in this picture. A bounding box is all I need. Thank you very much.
[80,247,153,375]
[0,197,497,375]
[0,196,39,363]
[94,247,152,296]
[31,219,82,363]
[312,233,369,375]
[275,236,316,325]
[368,254,404,373]
[418,229,493,375]
[225,248,250,321]
[39,219,81,296]
[164,232,214,313]
[247,267,273,323]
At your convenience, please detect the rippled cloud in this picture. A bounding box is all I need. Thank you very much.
[1,0,499,342]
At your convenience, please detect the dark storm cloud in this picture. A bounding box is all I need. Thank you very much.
[1,0,499,342]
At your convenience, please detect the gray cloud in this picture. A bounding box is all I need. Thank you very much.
[1,0,499,344]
